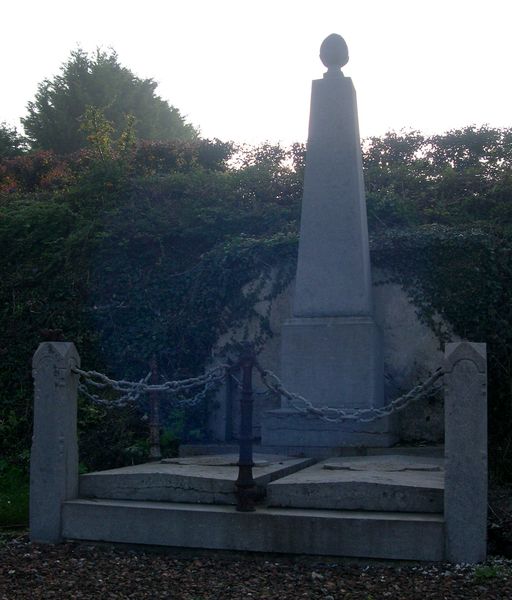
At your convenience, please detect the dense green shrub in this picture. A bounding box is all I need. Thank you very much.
[2,126,512,480]
[370,225,512,479]
[0,137,301,472]
[0,462,29,526]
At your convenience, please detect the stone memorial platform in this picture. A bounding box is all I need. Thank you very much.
[29,33,489,564]
[62,451,445,561]
[41,340,484,563]
[267,455,444,513]
[79,454,314,505]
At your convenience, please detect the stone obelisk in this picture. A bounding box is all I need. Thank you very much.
[262,34,396,449]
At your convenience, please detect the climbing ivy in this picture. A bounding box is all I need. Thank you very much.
[371,225,512,479]
[2,126,512,477]
[0,138,302,470]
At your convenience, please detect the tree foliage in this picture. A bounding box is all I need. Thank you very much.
[2,125,512,478]
[364,126,512,229]
[0,122,27,158]
[0,136,300,471]
[21,48,198,153]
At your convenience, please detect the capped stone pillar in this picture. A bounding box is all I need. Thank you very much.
[444,342,487,563]
[262,34,395,448]
[30,342,80,543]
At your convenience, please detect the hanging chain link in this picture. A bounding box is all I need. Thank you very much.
[73,364,229,408]
[73,354,443,422]
[254,363,444,423]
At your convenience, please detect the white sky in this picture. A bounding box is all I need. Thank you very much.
[2,0,511,145]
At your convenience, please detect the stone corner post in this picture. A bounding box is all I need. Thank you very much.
[30,342,80,543]
[444,341,487,563]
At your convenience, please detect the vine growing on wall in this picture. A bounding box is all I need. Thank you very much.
[370,225,512,478]
[2,126,512,477]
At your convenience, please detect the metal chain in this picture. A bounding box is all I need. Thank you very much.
[74,355,443,421]
[255,364,444,423]
[74,364,228,408]
[77,381,139,408]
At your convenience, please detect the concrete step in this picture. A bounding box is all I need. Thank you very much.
[79,455,314,505]
[62,498,445,561]
[262,408,398,447]
[267,455,445,513]
[180,442,444,460]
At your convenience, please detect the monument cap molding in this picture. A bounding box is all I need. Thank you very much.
[320,33,349,78]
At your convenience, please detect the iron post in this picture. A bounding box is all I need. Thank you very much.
[235,342,257,512]
[148,355,162,461]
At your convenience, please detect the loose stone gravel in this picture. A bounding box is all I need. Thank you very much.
[1,534,512,599]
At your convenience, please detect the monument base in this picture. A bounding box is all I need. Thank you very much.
[266,316,396,448]
[280,316,384,408]
[261,409,398,447]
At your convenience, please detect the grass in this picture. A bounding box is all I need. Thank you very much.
[0,464,29,528]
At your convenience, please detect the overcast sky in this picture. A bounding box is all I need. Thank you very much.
[2,0,511,144]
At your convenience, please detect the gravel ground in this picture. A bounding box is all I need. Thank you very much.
[2,534,512,600]
[1,485,511,599]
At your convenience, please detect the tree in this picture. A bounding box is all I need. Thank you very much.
[22,49,198,153]
[0,122,27,158]
[363,126,512,229]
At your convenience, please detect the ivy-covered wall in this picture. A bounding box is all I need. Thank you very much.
[207,267,449,445]
[2,127,512,479]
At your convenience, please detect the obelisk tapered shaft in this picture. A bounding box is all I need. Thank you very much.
[294,75,372,317]
[263,35,395,447]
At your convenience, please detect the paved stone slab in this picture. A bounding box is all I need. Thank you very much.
[80,454,315,505]
[161,454,285,467]
[323,455,444,472]
[267,455,444,513]
[62,498,445,561]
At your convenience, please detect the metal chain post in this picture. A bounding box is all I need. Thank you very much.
[148,355,162,461]
[235,342,257,512]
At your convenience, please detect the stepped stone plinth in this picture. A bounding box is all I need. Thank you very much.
[79,454,314,505]
[267,455,445,513]
[261,34,396,448]
[64,451,445,561]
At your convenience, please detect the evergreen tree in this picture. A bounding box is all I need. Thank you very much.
[22,49,198,153]
[0,122,27,158]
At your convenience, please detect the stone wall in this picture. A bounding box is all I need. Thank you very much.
[208,269,454,444]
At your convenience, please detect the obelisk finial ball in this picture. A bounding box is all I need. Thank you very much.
[320,34,349,71]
